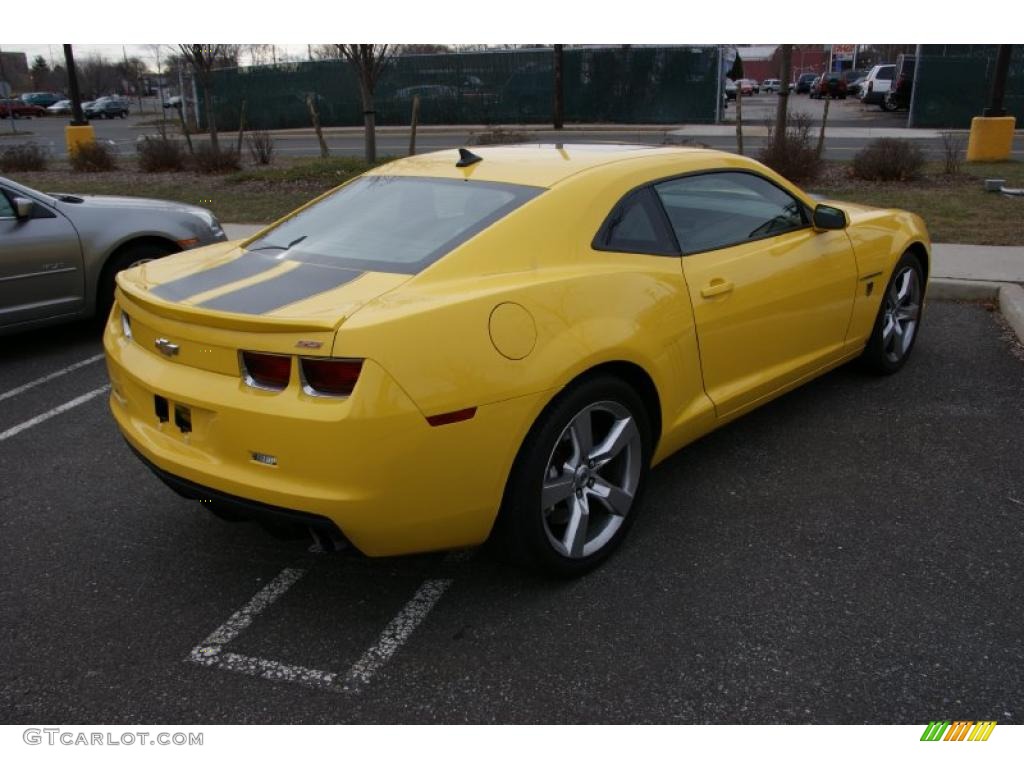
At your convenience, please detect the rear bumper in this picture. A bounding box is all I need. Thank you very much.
[104,307,548,556]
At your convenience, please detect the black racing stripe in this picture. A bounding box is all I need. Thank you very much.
[150,254,280,302]
[197,264,364,315]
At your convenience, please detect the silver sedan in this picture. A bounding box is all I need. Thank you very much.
[0,176,228,334]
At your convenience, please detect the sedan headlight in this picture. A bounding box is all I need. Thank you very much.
[191,210,224,238]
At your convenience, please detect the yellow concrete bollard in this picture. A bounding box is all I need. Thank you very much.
[65,124,96,156]
[966,116,1016,162]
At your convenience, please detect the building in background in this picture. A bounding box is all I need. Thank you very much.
[0,50,31,92]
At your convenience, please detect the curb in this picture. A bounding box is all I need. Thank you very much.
[999,284,1024,344]
[928,278,1024,346]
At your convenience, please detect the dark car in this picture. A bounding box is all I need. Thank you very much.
[847,75,867,97]
[795,73,818,94]
[884,55,916,111]
[0,99,45,118]
[20,92,63,108]
[811,72,848,99]
[84,96,130,119]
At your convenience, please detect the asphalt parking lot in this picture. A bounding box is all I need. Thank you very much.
[1,300,1022,724]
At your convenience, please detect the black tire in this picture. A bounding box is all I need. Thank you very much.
[96,241,176,324]
[860,250,925,375]
[489,374,653,578]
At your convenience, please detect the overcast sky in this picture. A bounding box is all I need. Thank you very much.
[0,44,313,69]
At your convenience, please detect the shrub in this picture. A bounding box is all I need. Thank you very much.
[192,142,241,173]
[0,142,48,172]
[852,138,925,181]
[137,135,186,172]
[940,130,966,176]
[69,140,117,172]
[245,131,275,165]
[757,112,821,183]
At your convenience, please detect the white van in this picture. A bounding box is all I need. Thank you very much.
[861,64,896,106]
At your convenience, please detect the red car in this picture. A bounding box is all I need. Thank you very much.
[0,99,46,118]
[810,73,848,100]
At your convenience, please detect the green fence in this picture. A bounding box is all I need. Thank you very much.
[205,46,720,131]
[911,44,1024,128]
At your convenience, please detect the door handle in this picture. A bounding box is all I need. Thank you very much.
[700,279,734,298]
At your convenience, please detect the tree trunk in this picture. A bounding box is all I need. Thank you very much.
[203,83,219,153]
[775,44,793,143]
[816,95,830,159]
[236,99,246,154]
[307,95,329,158]
[176,103,194,154]
[408,94,420,156]
[553,44,564,130]
[735,87,743,155]
[360,80,376,163]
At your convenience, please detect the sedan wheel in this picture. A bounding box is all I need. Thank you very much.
[491,374,652,577]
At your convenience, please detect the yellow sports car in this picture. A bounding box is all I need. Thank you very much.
[104,145,929,577]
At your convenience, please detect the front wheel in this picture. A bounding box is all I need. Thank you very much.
[860,251,924,374]
[490,375,653,578]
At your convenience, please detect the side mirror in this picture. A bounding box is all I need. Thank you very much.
[813,204,847,231]
[13,197,34,220]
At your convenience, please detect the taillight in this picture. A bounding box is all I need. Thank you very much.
[300,358,363,398]
[241,351,292,391]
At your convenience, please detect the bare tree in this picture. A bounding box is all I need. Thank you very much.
[334,44,394,162]
[177,44,239,153]
[774,44,793,142]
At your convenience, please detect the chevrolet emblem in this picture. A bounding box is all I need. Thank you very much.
[154,338,180,357]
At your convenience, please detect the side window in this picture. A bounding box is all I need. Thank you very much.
[594,187,677,256]
[0,190,15,219]
[653,172,809,254]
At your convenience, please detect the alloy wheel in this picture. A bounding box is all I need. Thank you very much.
[881,266,921,364]
[540,401,642,559]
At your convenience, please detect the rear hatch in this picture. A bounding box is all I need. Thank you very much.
[116,242,409,375]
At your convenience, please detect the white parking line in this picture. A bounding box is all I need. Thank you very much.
[343,578,453,690]
[0,384,110,443]
[0,353,106,403]
[189,567,307,664]
[187,565,454,693]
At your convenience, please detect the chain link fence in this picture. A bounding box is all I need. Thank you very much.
[204,46,720,131]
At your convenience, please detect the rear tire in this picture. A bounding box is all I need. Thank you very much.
[860,251,925,374]
[489,374,653,578]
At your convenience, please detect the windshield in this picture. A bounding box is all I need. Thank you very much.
[243,176,542,274]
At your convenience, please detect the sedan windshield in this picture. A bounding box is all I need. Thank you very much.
[244,176,543,274]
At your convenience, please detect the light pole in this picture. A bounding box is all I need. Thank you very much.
[62,44,95,155]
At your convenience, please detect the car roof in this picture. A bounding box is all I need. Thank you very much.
[368,143,723,188]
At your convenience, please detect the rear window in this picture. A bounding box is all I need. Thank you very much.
[877,66,896,79]
[243,176,542,274]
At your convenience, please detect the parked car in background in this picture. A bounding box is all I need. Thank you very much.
[162,95,183,110]
[0,175,227,335]
[724,78,737,100]
[46,99,73,115]
[762,78,782,93]
[847,75,867,97]
[0,99,46,118]
[736,79,755,96]
[795,73,818,94]
[884,55,916,111]
[811,72,848,99]
[85,96,130,119]
[21,92,64,108]
[861,64,896,107]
